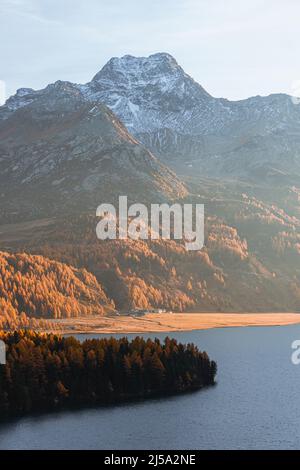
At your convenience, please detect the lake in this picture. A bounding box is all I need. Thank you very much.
[0,325,300,449]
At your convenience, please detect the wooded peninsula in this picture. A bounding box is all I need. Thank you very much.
[0,331,217,418]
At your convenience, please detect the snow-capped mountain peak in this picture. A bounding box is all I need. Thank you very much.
[92,52,182,84]
[84,52,211,134]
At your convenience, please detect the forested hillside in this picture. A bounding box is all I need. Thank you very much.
[0,173,299,319]
[0,251,114,329]
[1,197,299,315]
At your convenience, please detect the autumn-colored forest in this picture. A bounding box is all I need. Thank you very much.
[0,250,114,330]
[18,206,300,312]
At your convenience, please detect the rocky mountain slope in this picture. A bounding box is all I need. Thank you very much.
[0,80,186,222]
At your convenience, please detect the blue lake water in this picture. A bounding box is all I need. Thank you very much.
[0,325,300,449]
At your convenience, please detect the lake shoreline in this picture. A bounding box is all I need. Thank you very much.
[0,383,215,424]
[49,312,300,335]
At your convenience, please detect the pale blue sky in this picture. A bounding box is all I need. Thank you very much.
[1,0,300,101]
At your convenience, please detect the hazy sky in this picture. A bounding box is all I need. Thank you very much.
[1,0,300,102]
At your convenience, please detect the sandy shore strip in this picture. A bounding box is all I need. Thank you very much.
[50,312,300,334]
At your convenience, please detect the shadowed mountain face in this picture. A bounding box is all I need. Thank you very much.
[0,80,186,222]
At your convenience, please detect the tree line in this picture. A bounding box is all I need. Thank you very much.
[0,330,217,418]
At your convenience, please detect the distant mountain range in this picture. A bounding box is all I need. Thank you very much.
[2,52,300,183]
